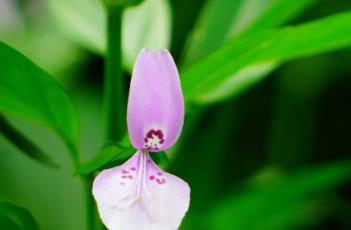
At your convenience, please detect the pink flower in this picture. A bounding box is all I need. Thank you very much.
[93,49,190,230]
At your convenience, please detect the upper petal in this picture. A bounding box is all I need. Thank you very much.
[127,49,184,151]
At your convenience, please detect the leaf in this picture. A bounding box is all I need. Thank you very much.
[78,142,170,174]
[0,42,79,160]
[45,0,171,71]
[182,0,318,67]
[228,0,319,36]
[0,216,21,230]
[0,114,58,168]
[182,12,351,104]
[181,0,245,67]
[122,0,171,70]
[193,62,278,103]
[78,142,135,175]
[204,161,351,230]
[0,202,40,230]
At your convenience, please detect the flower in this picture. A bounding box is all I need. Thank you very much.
[93,49,190,230]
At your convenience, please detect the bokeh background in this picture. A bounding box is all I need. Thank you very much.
[1,0,351,229]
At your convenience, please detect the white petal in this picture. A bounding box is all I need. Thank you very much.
[93,151,190,230]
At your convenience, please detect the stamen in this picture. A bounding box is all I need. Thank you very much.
[144,129,165,151]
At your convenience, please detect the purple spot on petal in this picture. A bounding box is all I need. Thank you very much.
[157,172,163,176]
[130,167,136,171]
[128,175,133,179]
[122,169,129,174]
[120,182,125,186]
[121,176,127,179]
[149,175,155,180]
[156,178,166,185]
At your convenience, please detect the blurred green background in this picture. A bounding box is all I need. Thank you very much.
[1,0,351,229]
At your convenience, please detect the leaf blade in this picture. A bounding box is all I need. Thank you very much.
[45,0,171,71]
[0,114,58,168]
[181,0,245,67]
[78,142,135,175]
[0,42,79,160]
[182,11,351,104]
[205,161,351,230]
[229,0,319,36]
[182,0,318,67]
[0,202,40,230]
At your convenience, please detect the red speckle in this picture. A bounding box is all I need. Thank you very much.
[156,178,166,184]
[130,167,136,171]
[149,175,155,180]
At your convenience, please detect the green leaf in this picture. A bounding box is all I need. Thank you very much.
[0,202,40,230]
[0,114,58,168]
[78,142,135,175]
[45,0,171,71]
[205,161,351,230]
[182,12,351,104]
[0,42,79,160]
[181,0,245,67]
[0,216,21,230]
[182,0,318,67]
[228,0,319,36]
[78,143,170,174]
[122,0,171,70]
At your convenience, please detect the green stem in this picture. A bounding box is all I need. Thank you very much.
[82,175,97,230]
[103,5,126,142]
[84,4,126,230]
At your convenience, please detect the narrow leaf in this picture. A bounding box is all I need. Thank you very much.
[45,0,171,71]
[0,216,20,229]
[229,0,319,36]
[182,0,318,67]
[78,142,135,175]
[205,161,351,230]
[182,12,351,104]
[78,144,170,174]
[0,114,58,167]
[0,202,40,230]
[181,0,245,67]
[0,42,79,160]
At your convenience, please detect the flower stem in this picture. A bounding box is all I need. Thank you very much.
[103,5,126,142]
[84,4,126,230]
[82,175,97,230]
